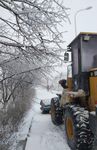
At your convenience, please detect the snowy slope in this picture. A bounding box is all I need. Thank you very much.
[25,86,70,150]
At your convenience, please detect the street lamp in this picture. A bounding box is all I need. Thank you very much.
[74,6,92,36]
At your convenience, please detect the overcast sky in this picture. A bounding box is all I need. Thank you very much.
[0,0,97,49]
[63,0,97,48]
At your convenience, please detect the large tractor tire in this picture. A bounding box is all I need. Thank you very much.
[64,104,94,150]
[51,97,63,125]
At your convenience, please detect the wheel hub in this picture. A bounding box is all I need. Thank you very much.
[66,117,74,140]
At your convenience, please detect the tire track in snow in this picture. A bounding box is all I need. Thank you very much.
[24,87,70,150]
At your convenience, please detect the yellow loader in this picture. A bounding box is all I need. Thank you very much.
[51,32,97,150]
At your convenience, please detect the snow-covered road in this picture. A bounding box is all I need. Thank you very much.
[25,86,70,150]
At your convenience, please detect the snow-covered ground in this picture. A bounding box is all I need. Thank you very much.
[9,86,70,150]
[24,86,70,150]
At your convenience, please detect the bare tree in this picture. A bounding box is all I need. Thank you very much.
[0,0,70,59]
[0,0,70,104]
[0,2,70,148]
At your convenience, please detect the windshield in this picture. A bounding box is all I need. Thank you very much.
[67,64,72,78]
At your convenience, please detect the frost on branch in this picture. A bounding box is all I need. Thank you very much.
[0,1,70,148]
[0,0,70,62]
[0,0,70,104]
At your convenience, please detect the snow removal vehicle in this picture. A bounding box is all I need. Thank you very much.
[51,32,97,150]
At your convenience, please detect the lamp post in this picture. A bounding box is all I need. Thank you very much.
[74,6,92,36]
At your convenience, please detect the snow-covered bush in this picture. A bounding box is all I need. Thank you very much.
[0,86,35,149]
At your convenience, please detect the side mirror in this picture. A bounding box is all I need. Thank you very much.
[64,52,69,62]
[64,52,71,62]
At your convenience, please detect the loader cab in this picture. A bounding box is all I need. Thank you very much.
[66,32,97,109]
